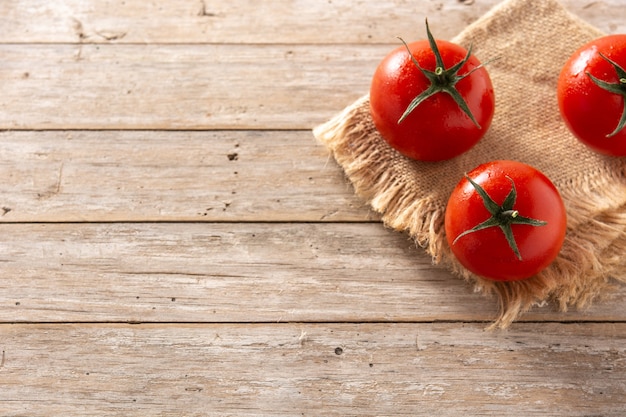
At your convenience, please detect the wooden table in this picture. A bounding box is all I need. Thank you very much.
[1,1,625,415]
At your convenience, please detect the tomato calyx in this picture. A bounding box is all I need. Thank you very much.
[452,175,547,261]
[586,53,626,137]
[397,19,491,128]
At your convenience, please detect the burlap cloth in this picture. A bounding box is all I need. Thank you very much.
[313,0,626,328]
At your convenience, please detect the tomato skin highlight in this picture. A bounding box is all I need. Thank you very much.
[557,34,626,156]
[444,160,567,281]
[370,39,495,161]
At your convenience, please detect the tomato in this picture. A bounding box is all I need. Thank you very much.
[369,20,495,161]
[444,160,567,281]
[557,34,626,156]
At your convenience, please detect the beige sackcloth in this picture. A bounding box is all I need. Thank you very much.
[313,0,626,328]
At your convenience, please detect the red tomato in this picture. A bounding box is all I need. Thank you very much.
[444,160,567,281]
[369,21,495,161]
[557,34,626,156]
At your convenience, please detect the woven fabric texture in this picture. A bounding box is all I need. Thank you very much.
[313,0,626,327]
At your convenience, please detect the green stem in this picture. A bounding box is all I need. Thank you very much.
[587,53,626,137]
[397,19,491,128]
[453,175,547,261]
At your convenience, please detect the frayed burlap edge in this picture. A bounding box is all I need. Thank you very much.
[313,95,446,255]
[313,95,626,329]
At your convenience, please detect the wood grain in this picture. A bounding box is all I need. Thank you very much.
[0,130,374,222]
[1,0,623,44]
[0,0,511,44]
[1,322,624,416]
[0,43,385,130]
[1,222,624,323]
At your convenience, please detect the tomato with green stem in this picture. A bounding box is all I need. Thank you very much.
[557,34,626,156]
[369,19,495,161]
[444,160,567,281]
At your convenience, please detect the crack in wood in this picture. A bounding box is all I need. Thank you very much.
[96,30,127,41]
[198,1,217,17]
[37,162,64,200]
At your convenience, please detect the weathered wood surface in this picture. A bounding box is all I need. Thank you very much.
[2,0,626,415]
[0,130,374,222]
[1,43,387,130]
[2,222,624,323]
[1,323,624,416]
[1,0,624,44]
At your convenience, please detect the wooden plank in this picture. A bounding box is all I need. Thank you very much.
[1,222,624,323]
[0,130,374,222]
[0,43,384,130]
[1,0,623,44]
[1,322,624,416]
[0,0,505,44]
